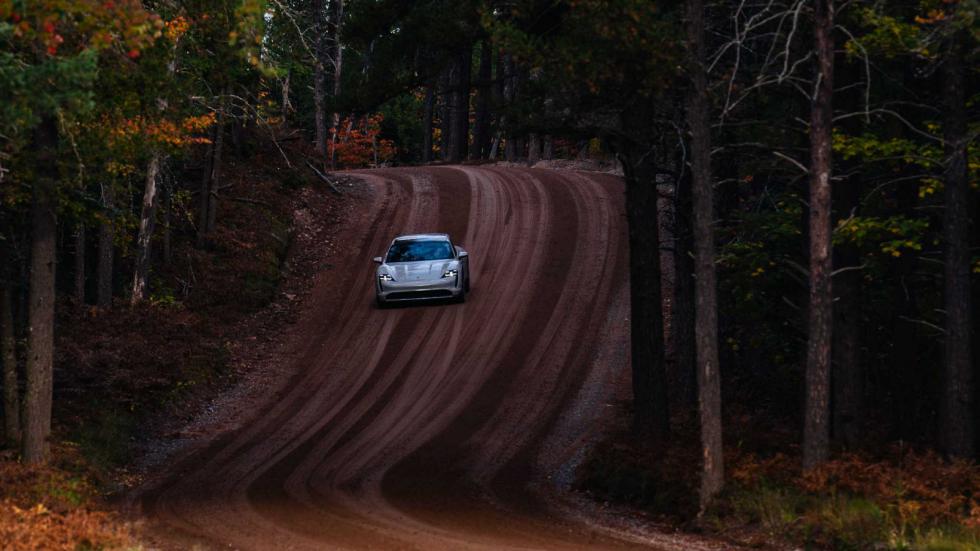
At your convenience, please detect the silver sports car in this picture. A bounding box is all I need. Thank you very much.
[373,233,470,307]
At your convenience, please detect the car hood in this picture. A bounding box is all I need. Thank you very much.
[384,260,455,281]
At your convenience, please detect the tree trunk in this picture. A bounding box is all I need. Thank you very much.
[488,135,501,160]
[802,0,834,471]
[162,181,172,266]
[527,133,541,163]
[622,145,669,442]
[2,286,18,448]
[686,0,723,510]
[502,54,517,162]
[131,154,161,305]
[449,46,472,162]
[489,48,505,161]
[96,186,114,309]
[328,0,345,168]
[887,178,923,442]
[672,171,697,410]
[513,137,526,160]
[832,176,862,448]
[73,223,85,303]
[313,0,328,158]
[197,109,225,246]
[940,29,974,459]
[23,116,58,464]
[206,116,225,237]
[422,85,435,163]
[197,127,216,247]
[281,69,292,124]
[440,66,453,161]
[542,135,554,160]
[472,40,493,160]
[230,103,243,157]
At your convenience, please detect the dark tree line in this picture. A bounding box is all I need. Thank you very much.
[1,1,271,463]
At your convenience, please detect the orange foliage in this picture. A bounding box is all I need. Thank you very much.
[0,500,133,551]
[329,114,396,168]
[730,447,980,528]
[108,112,216,148]
[0,450,135,550]
[164,14,190,42]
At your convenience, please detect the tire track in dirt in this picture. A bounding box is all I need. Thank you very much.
[137,167,706,550]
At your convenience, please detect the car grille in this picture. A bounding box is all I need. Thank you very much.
[387,290,454,301]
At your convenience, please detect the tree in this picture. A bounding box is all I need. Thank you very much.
[803,0,836,470]
[23,116,58,463]
[939,25,973,459]
[672,173,697,410]
[0,0,159,462]
[131,154,161,304]
[96,186,114,308]
[621,146,670,441]
[328,0,345,166]
[1,282,18,448]
[442,45,472,162]
[686,0,723,510]
[313,0,329,158]
[73,222,85,302]
[471,39,493,160]
[422,84,436,163]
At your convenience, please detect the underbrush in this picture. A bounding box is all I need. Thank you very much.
[580,413,980,549]
[1,144,335,548]
[50,149,300,474]
[0,447,136,550]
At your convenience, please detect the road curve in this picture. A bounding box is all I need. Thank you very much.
[138,166,674,550]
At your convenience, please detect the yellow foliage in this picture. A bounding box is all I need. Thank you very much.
[165,15,190,42]
[108,112,215,148]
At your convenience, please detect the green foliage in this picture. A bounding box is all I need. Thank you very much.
[833,130,942,168]
[726,482,980,551]
[0,41,98,140]
[845,7,924,58]
[378,92,425,163]
[834,215,930,257]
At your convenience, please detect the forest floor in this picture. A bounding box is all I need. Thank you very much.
[0,141,361,549]
[580,404,980,550]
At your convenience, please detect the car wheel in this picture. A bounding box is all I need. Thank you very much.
[464,275,470,293]
[376,295,387,309]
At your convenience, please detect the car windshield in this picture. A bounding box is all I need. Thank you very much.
[386,240,454,262]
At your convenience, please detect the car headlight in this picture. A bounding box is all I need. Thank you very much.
[379,274,394,281]
[442,269,458,278]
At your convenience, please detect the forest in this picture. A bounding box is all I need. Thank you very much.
[0,0,978,549]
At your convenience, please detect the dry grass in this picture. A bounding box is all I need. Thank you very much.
[581,411,980,549]
[0,447,136,550]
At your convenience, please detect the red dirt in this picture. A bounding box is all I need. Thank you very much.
[131,167,729,550]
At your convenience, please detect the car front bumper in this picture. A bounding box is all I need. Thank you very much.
[377,276,463,303]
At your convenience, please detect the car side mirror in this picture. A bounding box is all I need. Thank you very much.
[458,251,468,259]
[373,256,383,264]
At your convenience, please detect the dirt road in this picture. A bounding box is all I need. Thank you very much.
[137,167,706,550]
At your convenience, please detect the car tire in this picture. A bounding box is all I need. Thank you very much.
[376,296,387,309]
